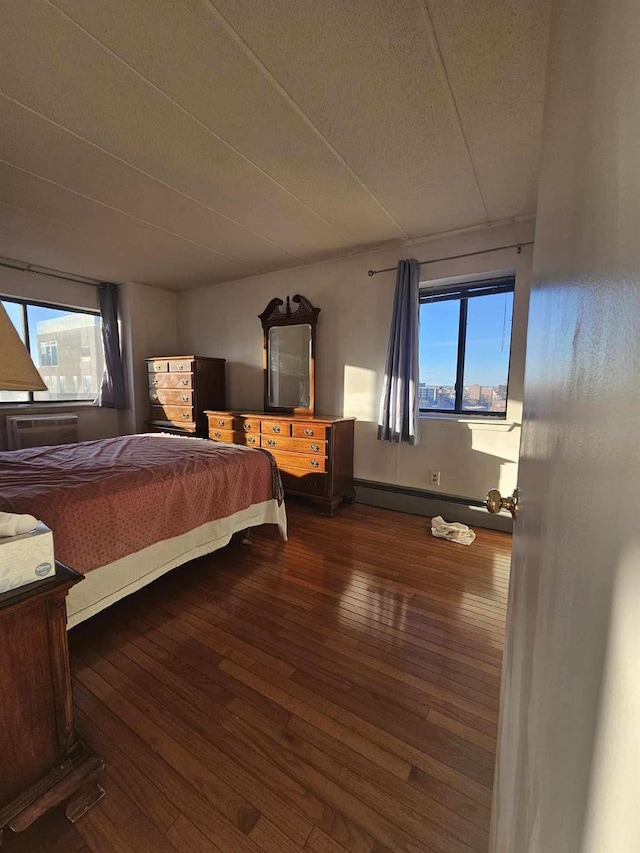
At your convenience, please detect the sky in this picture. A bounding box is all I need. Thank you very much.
[419,291,513,387]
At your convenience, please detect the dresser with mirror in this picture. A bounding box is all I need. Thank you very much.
[206,295,355,516]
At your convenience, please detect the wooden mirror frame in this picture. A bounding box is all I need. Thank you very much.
[258,295,320,415]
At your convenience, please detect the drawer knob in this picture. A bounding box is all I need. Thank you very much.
[181,378,189,386]
[272,426,280,433]
[151,393,158,401]
[152,378,158,386]
[217,419,225,426]
[181,395,189,402]
[310,459,319,468]
[155,364,162,370]
[181,412,189,419]
[214,431,221,438]
[243,423,251,431]
[178,364,184,370]
[304,428,314,436]
[267,438,276,447]
[248,436,256,444]
[310,443,320,452]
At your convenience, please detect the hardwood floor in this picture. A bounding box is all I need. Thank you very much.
[4,501,510,853]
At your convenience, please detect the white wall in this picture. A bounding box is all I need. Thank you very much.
[178,219,533,501]
[117,281,178,434]
[491,0,640,850]
[0,265,120,448]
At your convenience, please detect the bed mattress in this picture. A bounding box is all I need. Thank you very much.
[0,433,285,575]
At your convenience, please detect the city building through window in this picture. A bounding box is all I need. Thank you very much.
[0,298,104,404]
[419,277,514,417]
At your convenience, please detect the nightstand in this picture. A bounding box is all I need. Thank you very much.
[0,562,104,843]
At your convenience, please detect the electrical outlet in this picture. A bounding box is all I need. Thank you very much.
[430,470,441,486]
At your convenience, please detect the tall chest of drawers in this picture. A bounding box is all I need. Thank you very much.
[205,411,355,516]
[146,356,225,437]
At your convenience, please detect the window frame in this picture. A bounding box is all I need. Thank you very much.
[418,276,515,419]
[0,295,102,405]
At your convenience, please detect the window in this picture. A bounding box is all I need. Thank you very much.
[39,340,58,367]
[0,298,104,404]
[418,277,514,417]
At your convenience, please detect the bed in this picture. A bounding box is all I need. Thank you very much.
[0,434,287,627]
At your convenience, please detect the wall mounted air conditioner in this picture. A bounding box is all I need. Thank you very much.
[6,414,79,450]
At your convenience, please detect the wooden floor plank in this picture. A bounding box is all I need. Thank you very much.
[4,502,509,853]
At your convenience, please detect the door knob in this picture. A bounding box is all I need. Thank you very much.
[486,487,519,519]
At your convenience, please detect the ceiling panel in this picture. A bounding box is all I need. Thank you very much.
[50,0,406,247]
[0,0,358,258]
[0,96,297,269]
[0,0,548,289]
[208,0,488,237]
[0,163,254,288]
[0,201,254,289]
[426,0,551,220]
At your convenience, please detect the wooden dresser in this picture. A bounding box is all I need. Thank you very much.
[0,563,104,842]
[146,355,225,437]
[205,411,355,516]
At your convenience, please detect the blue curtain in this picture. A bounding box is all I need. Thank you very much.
[95,283,126,409]
[377,259,421,445]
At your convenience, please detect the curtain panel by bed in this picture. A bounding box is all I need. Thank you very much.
[377,258,421,445]
[95,282,126,409]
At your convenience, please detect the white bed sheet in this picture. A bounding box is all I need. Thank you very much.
[66,498,287,628]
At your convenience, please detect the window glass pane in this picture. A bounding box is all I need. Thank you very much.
[0,300,29,403]
[26,305,104,402]
[462,291,513,414]
[419,299,460,411]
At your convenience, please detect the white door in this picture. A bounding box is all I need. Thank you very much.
[490,0,640,850]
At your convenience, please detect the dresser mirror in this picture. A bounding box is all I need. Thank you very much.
[259,295,320,414]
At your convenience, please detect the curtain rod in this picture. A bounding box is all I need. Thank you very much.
[0,257,102,287]
[367,241,534,276]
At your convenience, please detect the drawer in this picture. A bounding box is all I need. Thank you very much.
[168,359,194,373]
[150,405,194,423]
[148,424,196,436]
[261,434,326,455]
[268,450,327,473]
[149,373,193,389]
[234,417,259,433]
[209,429,259,447]
[208,428,235,442]
[233,431,259,447]
[291,423,328,440]
[279,469,328,497]
[149,388,193,406]
[207,413,234,430]
[260,420,292,437]
[148,361,168,373]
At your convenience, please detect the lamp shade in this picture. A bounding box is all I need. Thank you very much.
[0,302,47,391]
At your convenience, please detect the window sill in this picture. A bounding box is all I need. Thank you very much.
[0,401,99,413]
[420,413,518,431]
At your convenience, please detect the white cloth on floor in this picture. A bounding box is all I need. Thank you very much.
[430,515,476,546]
[0,511,39,538]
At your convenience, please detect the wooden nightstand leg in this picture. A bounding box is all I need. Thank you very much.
[66,780,105,823]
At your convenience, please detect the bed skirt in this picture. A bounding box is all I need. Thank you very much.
[66,499,287,628]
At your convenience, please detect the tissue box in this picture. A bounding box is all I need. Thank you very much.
[0,522,55,593]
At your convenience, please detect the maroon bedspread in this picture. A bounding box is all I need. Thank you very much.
[0,434,277,573]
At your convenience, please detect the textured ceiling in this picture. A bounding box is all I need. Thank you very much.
[0,0,550,290]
